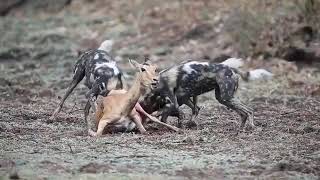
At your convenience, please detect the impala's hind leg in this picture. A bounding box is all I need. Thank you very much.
[50,64,85,120]
[131,113,147,134]
[134,103,180,132]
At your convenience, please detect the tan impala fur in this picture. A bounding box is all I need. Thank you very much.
[94,92,181,134]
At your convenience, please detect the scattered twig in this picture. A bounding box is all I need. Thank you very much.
[68,108,84,114]
[279,109,299,116]
[114,155,151,159]
[68,101,77,114]
[67,144,74,154]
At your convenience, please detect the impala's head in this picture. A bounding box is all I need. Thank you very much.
[129,59,159,90]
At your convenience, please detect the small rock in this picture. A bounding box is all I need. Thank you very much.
[9,171,19,180]
[198,137,206,142]
[303,126,316,133]
[79,162,112,173]
[182,136,194,144]
[79,163,98,173]
[38,89,54,97]
[0,77,11,86]
[0,125,5,132]
[19,96,33,104]
[185,121,198,129]
[23,63,37,70]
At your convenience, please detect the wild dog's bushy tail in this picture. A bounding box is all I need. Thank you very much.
[220,57,244,69]
[230,68,250,81]
[220,58,273,81]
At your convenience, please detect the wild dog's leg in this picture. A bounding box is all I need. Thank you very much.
[85,84,99,113]
[248,107,255,128]
[84,100,92,132]
[165,90,184,127]
[160,104,172,123]
[50,63,85,120]
[160,103,184,127]
[192,96,200,117]
[185,96,200,119]
[158,104,184,128]
[184,98,199,128]
[168,90,180,110]
[232,98,254,129]
[217,97,254,130]
[134,103,180,132]
[215,70,254,130]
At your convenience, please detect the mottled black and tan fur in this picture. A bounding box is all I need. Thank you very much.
[140,59,255,131]
[50,46,125,130]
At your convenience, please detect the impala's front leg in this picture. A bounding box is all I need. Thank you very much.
[90,115,119,137]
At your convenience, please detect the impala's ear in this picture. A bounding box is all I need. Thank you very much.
[128,59,141,69]
[143,55,151,65]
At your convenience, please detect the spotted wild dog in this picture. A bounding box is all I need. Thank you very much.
[50,40,126,132]
[140,56,272,131]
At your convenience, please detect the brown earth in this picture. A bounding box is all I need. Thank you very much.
[1,0,320,179]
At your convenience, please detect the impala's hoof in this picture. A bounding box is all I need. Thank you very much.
[88,129,97,137]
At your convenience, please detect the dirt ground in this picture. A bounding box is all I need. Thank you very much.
[1,0,320,179]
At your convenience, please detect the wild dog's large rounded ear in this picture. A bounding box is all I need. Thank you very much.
[128,59,141,69]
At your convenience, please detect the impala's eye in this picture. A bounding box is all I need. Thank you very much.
[141,68,146,72]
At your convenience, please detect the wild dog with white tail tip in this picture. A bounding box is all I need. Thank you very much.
[140,56,272,131]
[50,40,126,133]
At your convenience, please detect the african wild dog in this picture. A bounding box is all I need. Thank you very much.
[50,40,126,132]
[140,57,272,130]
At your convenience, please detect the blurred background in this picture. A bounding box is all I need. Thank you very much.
[1,1,320,179]
[0,0,320,98]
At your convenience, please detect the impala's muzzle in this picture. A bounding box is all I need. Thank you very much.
[151,78,159,89]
